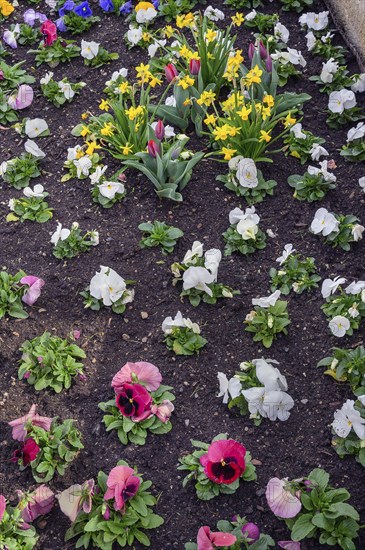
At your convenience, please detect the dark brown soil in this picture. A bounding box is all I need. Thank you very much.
[0,1,364,549]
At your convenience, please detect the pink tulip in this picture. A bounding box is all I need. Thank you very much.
[154,120,165,140]
[9,404,52,442]
[20,275,45,306]
[164,63,178,82]
[112,361,162,392]
[19,485,55,523]
[189,58,201,75]
[8,85,34,110]
[0,495,6,522]
[197,526,237,550]
[151,400,174,423]
[147,140,160,158]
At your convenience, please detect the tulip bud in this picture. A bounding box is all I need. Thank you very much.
[171,147,181,160]
[265,55,273,72]
[248,43,255,60]
[147,140,160,158]
[242,523,260,544]
[154,120,165,140]
[189,58,201,76]
[164,63,178,83]
[259,41,267,59]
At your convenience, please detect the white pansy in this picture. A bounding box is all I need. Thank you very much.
[236,158,258,188]
[320,58,338,83]
[183,266,215,297]
[204,249,222,281]
[51,223,71,246]
[183,241,204,265]
[299,11,329,31]
[25,118,49,138]
[310,144,329,161]
[74,156,92,178]
[148,39,166,58]
[165,95,177,107]
[276,244,295,265]
[228,155,243,171]
[348,304,359,319]
[105,68,128,86]
[290,123,306,140]
[89,165,108,185]
[329,315,350,337]
[8,198,15,211]
[24,140,46,158]
[127,26,143,46]
[204,6,224,21]
[252,290,281,308]
[40,72,54,85]
[308,161,336,183]
[136,6,157,24]
[241,387,266,417]
[229,206,260,226]
[245,9,257,21]
[347,122,365,142]
[271,48,306,67]
[81,40,100,60]
[351,73,365,93]
[162,311,200,334]
[262,390,295,421]
[305,31,316,51]
[217,373,242,404]
[328,89,356,114]
[151,121,175,138]
[0,161,8,177]
[67,145,82,161]
[89,265,127,306]
[274,22,289,43]
[358,395,365,406]
[352,224,364,241]
[321,276,346,298]
[332,400,365,439]
[23,184,45,198]
[98,180,125,199]
[310,208,339,236]
[236,218,258,240]
[359,177,365,192]
[58,81,75,100]
[254,358,287,391]
[345,281,365,295]
[90,231,99,246]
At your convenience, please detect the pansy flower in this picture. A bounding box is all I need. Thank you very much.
[200,439,246,484]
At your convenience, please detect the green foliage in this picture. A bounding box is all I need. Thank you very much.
[158,0,204,21]
[178,434,257,501]
[321,291,365,335]
[244,12,279,34]
[0,90,18,125]
[311,35,348,64]
[270,254,320,295]
[245,300,290,348]
[41,76,85,108]
[24,419,84,482]
[1,154,41,189]
[18,331,86,392]
[340,137,365,162]
[91,178,126,208]
[28,39,81,68]
[288,170,336,201]
[7,194,53,224]
[139,220,183,254]
[124,136,204,202]
[8,23,41,46]
[63,12,100,35]
[64,461,164,549]
[326,107,365,129]
[223,225,266,256]
[315,214,362,251]
[280,0,314,12]
[83,47,119,68]
[81,281,135,315]
[217,169,277,205]
[309,66,353,94]
[52,225,98,259]
[285,468,361,550]
[164,326,207,355]
[99,384,175,445]
[317,346,365,394]
[0,61,35,90]
[276,61,302,87]
[0,269,29,320]
[283,128,326,164]
[0,503,38,550]
[225,0,264,7]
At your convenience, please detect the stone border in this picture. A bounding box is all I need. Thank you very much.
[324,0,365,71]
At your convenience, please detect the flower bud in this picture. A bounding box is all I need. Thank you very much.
[147,140,160,158]
[259,41,267,59]
[103,507,110,520]
[164,63,178,82]
[154,120,165,140]
[266,55,273,72]
[248,43,255,60]
[189,58,201,75]
[171,147,181,160]
[242,522,260,544]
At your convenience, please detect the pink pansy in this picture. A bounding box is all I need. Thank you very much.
[104,466,141,513]
[112,361,162,393]
[0,495,6,522]
[18,485,55,522]
[151,400,174,423]
[266,478,302,519]
[197,526,237,550]
[278,542,301,550]
[9,404,52,442]
[8,85,34,110]
[73,330,81,340]
[57,479,94,522]
[20,276,45,306]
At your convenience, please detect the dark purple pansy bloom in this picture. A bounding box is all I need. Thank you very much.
[99,0,114,12]
[74,1,92,18]
[119,1,133,15]
[58,0,75,17]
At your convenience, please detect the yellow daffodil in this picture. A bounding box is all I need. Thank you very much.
[259,130,272,143]
[176,12,194,29]
[121,143,133,155]
[237,105,252,121]
[179,45,193,60]
[284,112,297,128]
[81,112,89,120]
[118,81,130,94]
[165,26,174,38]
[204,114,217,126]
[149,75,162,88]
[135,63,152,84]
[98,99,109,111]
[263,94,275,107]
[231,13,244,26]
[80,126,90,137]
[177,75,194,90]
[205,29,217,43]
[221,147,237,160]
[100,123,115,136]
[196,90,216,107]
[85,141,101,155]
[261,106,272,120]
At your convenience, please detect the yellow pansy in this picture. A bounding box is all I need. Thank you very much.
[135,1,154,11]
[0,0,14,16]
